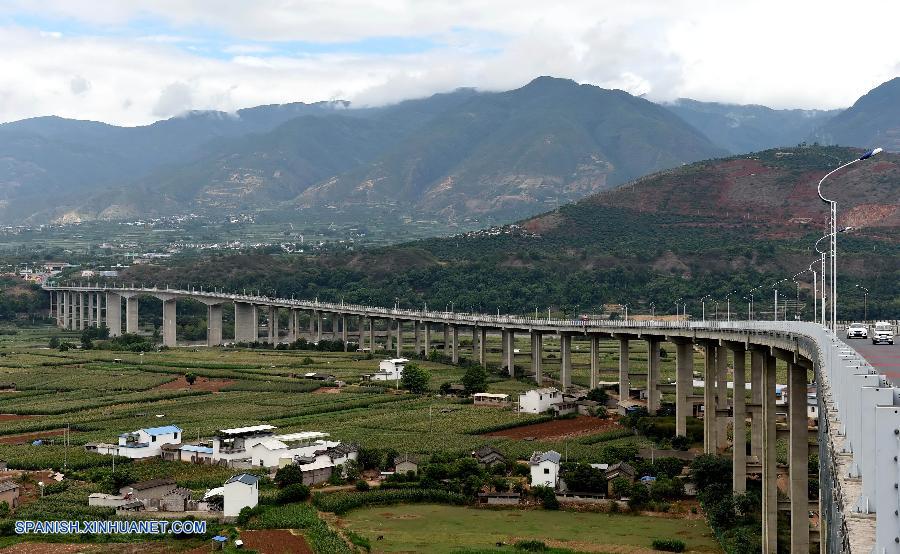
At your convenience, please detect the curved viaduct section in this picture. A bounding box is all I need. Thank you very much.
[44,285,894,552]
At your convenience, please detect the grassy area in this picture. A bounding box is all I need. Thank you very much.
[338,504,722,553]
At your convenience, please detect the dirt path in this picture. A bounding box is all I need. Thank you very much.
[152,376,235,392]
[0,414,35,421]
[0,428,74,444]
[483,415,624,440]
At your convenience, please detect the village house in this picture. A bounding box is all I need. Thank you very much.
[0,480,19,509]
[160,487,194,512]
[222,474,259,518]
[211,424,278,464]
[248,432,336,469]
[472,446,507,468]
[180,444,215,464]
[365,358,408,381]
[86,425,183,460]
[604,462,637,495]
[473,393,510,407]
[518,388,562,414]
[529,450,561,489]
[120,478,178,509]
[394,454,419,475]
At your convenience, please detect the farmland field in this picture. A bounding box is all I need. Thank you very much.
[337,503,722,553]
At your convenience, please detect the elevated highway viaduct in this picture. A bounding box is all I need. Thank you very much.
[44,284,897,552]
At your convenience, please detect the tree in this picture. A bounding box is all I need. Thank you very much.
[276,483,310,504]
[689,454,732,491]
[671,435,690,451]
[610,477,630,499]
[627,482,650,510]
[461,365,487,395]
[48,336,60,349]
[586,387,608,404]
[560,463,606,493]
[274,465,304,488]
[184,372,197,386]
[400,363,430,394]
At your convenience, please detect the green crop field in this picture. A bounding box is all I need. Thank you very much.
[339,503,722,553]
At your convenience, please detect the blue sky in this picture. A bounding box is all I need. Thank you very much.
[0,1,896,126]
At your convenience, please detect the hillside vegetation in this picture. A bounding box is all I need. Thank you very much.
[116,146,899,320]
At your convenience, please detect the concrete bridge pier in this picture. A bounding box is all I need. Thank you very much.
[761,349,778,553]
[618,337,630,401]
[789,360,810,553]
[471,327,478,360]
[531,332,542,385]
[478,328,486,366]
[443,324,450,355]
[207,304,223,346]
[267,306,277,344]
[505,330,515,377]
[716,345,729,449]
[396,319,403,357]
[95,293,102,327]
[72,291,79,329]
[560,333,572,392]
[341,315,348,350]
[106,293,121,336]
[423,322,430,353]
[367,317,374,351]
[704,342,718,453]
[162,298,177,347]
[58,291,68,329]
[647,338,661,414]
[414,322,421,354]
[234,301,256,343]
[87,293,95,327]
[674,340,693,438]
[125,296,139,334]
[451,325,459,363]
[78,292,86,329]
[731,347,746,493]
[589,335,599,390]
[316,312,323,343]
[749,349,764,462]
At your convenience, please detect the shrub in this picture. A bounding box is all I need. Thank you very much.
[355,480,370,491]
[652,538,686,552]
[274,465,304,488]
[184,372,197,385]
[347,530,371,552]
[276,483,311,504]
[671,435,690,451]
[515,539,549,551]
[530,485,558,510]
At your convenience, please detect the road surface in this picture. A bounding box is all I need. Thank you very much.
[849,334,900,384]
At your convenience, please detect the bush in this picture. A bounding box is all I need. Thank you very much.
[515,539,549,551]
[274,465,304,488]
[276,483,311,504]
[355,480,370,491]
[671,435,690,451]
[531,485,559,510]
[652,538,686,552]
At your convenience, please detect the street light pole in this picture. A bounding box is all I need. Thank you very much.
[817,148,882,331]
[856,284,869,321]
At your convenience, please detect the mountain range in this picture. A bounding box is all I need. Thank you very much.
[1,76,897,225]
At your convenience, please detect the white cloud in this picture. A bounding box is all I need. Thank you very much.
[0,1,897,125]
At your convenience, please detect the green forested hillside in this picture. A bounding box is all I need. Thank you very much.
[113,146,900,320]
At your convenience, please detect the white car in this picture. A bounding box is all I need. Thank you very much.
[872,322,895,345]
[846,323,868,339]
